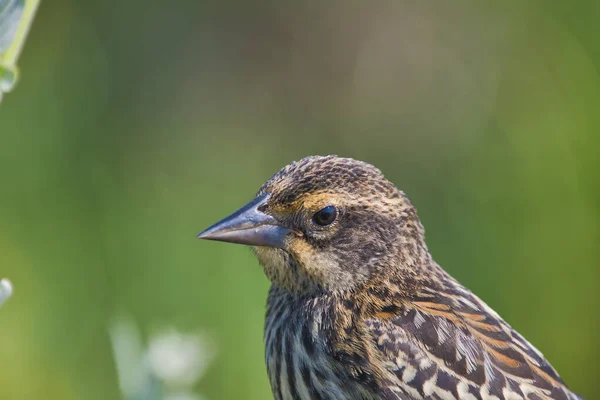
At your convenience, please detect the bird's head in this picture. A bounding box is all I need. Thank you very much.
[198,155,428,294]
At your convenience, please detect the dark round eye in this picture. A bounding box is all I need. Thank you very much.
[312,205,338,226]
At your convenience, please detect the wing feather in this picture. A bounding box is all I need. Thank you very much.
[364,275,582,400]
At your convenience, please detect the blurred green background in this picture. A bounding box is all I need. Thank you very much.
[0,0,599,399]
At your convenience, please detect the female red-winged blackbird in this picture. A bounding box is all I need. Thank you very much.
[198,155,582,400]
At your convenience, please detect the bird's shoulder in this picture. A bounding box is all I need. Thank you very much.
[354,264,581,400]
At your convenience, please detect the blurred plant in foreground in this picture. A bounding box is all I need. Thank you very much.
[109,314,216,400]
[0,0,40,102]
[0,278,12,308]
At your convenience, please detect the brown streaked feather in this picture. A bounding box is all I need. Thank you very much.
[362,267,581,399]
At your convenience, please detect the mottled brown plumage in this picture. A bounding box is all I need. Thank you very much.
[198,155,581,400]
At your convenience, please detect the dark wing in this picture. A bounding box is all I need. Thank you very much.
[365,278,582,400]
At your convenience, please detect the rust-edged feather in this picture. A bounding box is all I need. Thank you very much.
[363,266,582,399]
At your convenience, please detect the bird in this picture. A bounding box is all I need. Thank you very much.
[197,155,582,400]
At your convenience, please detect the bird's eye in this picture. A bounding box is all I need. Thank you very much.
[312,205,337,226]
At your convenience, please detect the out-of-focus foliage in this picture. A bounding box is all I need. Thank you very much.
[0,1,598,399]
[0,278,12,306]
[0,0,40,101]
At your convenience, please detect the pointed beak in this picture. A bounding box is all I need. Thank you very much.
[197,193,290,249]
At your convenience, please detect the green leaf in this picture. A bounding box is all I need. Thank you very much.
[0,0,24,54]
[0,0,39,102]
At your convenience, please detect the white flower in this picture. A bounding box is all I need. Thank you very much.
[146,329,216,387]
